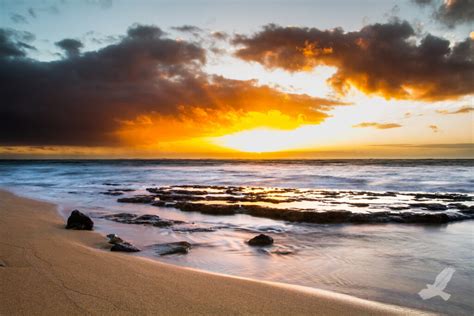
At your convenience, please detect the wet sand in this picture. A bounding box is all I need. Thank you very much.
[0,190,430,315]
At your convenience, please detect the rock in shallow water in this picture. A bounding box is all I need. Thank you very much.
[102,212,181,227]
[66,210,94,230]
[151,242,191,256]
[248,234,274,246]
[111,242,141,252]
[106,233,124,244]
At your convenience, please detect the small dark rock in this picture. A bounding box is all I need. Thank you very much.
[106,234,124,244]
[111,242,140,252]
[152,241,192,256]
[66,210,94,230]
[248,234,274,246]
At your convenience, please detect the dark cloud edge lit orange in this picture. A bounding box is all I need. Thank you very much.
[233,20,474,101]
[0,25,344,148]
[0,20,473,153]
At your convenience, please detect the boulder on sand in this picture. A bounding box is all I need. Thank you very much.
[66,210,94,230]
[248,234,274,246]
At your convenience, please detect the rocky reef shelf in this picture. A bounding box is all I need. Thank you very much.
[104,185,474,225]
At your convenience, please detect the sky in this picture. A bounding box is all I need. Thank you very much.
[0,0,473,158]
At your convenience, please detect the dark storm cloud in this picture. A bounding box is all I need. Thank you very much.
[233,21,474,100]
[0,24,204,146]
[56,38,83,58]
[0,24,342,146]
[412,0,474,27]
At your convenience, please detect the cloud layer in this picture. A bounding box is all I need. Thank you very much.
[436,106,474,114]
[353,122,402,129]
[0,25,341,147]
[233,21,474,101]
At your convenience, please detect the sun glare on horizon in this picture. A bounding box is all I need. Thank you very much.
[213,128,310,153]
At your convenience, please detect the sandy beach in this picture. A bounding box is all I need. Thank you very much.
[0,190,430,315]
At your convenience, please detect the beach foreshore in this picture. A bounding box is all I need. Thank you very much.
[0,190,429,315]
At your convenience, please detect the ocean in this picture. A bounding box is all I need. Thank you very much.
[0,159,473,314]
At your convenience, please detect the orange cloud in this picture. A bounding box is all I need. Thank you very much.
[0,25,344,148]
[233,21,474,101]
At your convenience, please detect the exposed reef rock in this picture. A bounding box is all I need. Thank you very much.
[117,195,156,203]
[102,213,182,227]
[113,185,474,225]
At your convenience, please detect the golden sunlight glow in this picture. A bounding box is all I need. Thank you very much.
[213,128,310,153]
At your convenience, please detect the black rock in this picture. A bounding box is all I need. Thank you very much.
[248,234,274,246]
[66,210,94,230]
[106,234,124,244]
[111,242,141,252]
[152,242,192,256]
